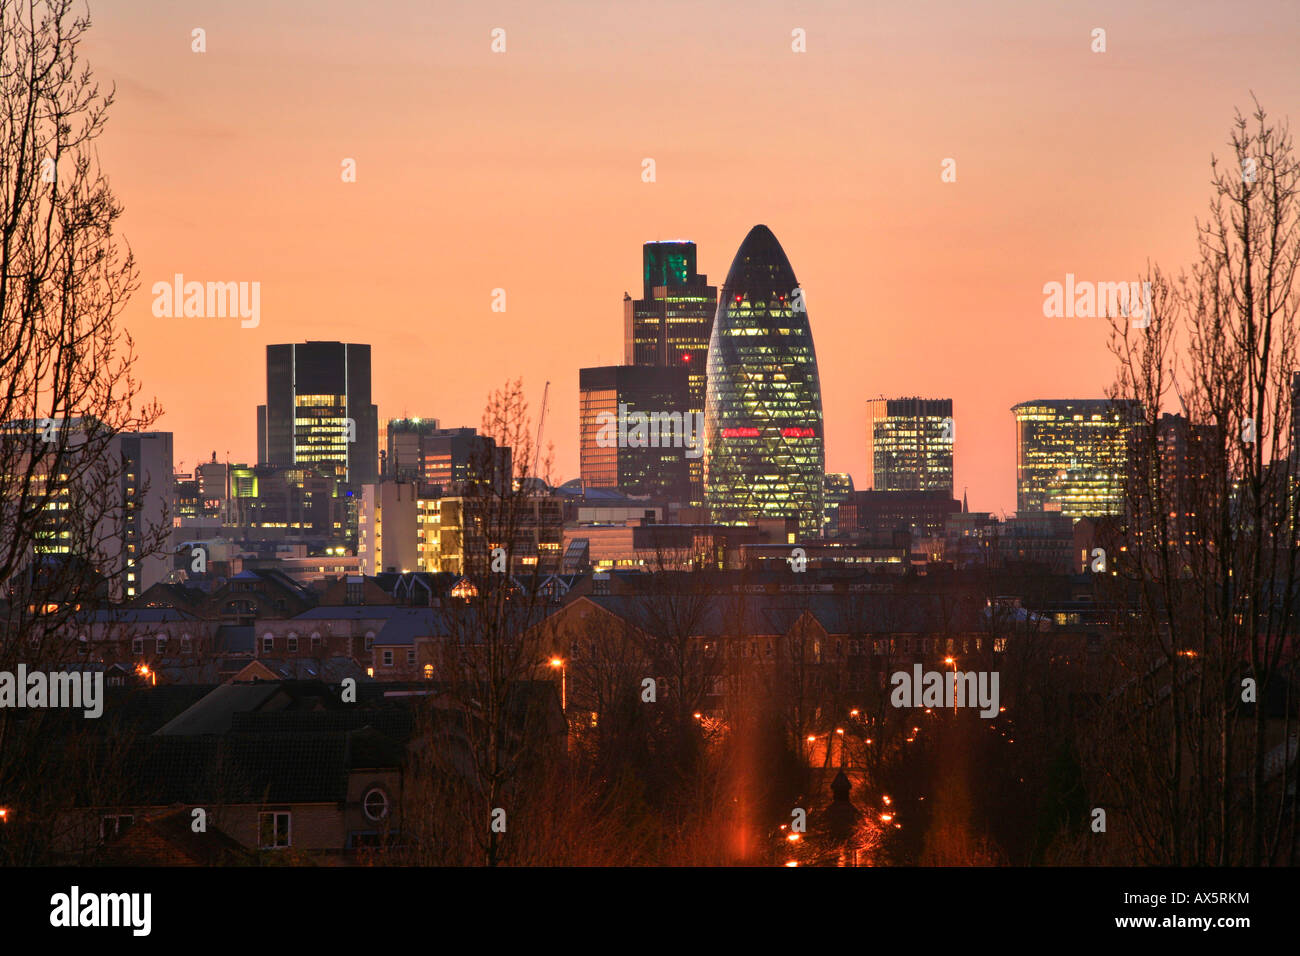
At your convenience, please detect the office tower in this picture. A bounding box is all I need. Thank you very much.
[395,423,510,493]
[111,432,174,598]
[1291,371,1300,470]
[579,364,693,502]
[866,397,954,494]
[256,341,379,484]
[385,417,440,479]
[823,472,855,536]
[705,224,825,538]
[0,421,173,600]
[624,240,718,505]
[195,452,228,509]
[1012,399,1140,517]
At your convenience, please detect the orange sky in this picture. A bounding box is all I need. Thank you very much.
[85,0,1300,513]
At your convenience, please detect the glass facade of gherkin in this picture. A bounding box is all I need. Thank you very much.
[705,225,825,537]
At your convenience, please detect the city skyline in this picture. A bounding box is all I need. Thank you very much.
[82,1,1300,513]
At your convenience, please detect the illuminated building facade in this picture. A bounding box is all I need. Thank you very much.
[1012,399,1140,517]
[705,224,825,538]
[257,341,379,485]
[624,241,717,505]
[578,364,692,502]
[866,397,954,494]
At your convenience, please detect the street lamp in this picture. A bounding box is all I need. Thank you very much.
[549,657,566,711]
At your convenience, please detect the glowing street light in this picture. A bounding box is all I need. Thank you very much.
[549,657,566,711]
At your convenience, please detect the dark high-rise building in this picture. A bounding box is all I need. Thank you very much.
[705,224,825,538]
[257,342,378,485]
[579,365,694,502]
[419,427,511,494]
[624,240,718,505]
[1012,398,1140,517]
[385,417,440,479]
[823,472,855,536]
[866,397,954,494]
[1291,371,1300,469]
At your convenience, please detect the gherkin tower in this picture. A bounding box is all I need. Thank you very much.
[705,225,825,537]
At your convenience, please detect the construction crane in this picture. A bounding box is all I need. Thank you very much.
[532,380,550,486]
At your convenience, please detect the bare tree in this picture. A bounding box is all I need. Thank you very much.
[0,0,165,865]
[1098,99,1300,865]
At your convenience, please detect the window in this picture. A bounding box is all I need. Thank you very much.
[263,635,274,654]
[382,649,393,666]
[406,649,415,665]
[287,636,298,653]
[100,814,134,840]
[259,811,291,849]
[131,637,144,655]
[364,632,375,650]
[423,664,433,680]
[156,636,167,655]
[180,634,192,654]
[311,633,322,652]
[362,787,390,822]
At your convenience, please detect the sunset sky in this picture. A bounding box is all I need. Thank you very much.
[85,0,1300,513]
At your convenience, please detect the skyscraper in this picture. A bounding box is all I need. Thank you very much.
[866,397,954,494]
[257,341,379,485]
[579,364,693,502]
[624,240,717,504]
[1012,399,1140,517]
[705,224,825,538]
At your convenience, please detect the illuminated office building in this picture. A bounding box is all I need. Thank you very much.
[705,224,825,538]
[1012,399,1140,517]
[624,240,717,504]
[579,365,692,502]
[257,342,379,485]
[866,397,954,494]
